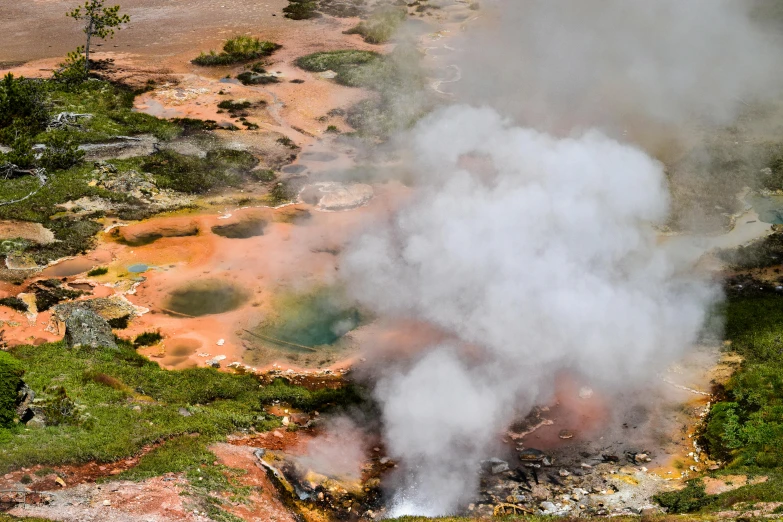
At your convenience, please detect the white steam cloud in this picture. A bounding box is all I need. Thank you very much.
[342,106,718,514]
[335,0,783,515]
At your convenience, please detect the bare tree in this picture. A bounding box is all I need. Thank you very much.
[67,0,130,74]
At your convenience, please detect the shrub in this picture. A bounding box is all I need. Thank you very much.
[87,266,108,276]
[133,331,163,347]
[236,71,280,85]
[344,7,406,44]
[0,297,29,313]
[0,73,48,144]
[0,351,24,427]
[192,36,281,66]
[283,0,319,20]
[251,169,276,182]
[653,480,713,513]
[39,130,85,170]
[141,149,258,194]
[217,100,252,112]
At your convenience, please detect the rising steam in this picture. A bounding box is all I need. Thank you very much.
[342,106,717,514]
[336,0,783,515]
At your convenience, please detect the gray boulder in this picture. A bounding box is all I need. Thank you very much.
[64,307,117,349]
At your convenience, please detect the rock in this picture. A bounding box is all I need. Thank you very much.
[178,407,192,417]
[290,413,310,426]
[519,447,551,467]
[64,307,117,349]
[558,429,574,439]
[578,386,594,399]
[25,415,46,428]
[531,484,550,500]
[102,499,111,506]
[481,457,510,474]
[15,382,35,423]
[0,221,55,245]
[52,296,147,333]
[298,182,374,211]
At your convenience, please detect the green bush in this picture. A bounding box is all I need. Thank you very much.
[39,130,85,170]
[0,73,48,145]
[192,36,281,66]
[0,351,24,428]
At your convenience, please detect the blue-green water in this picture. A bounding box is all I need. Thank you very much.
[751,196,783,224]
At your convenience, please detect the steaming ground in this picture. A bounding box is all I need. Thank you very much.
[341,106,720,515]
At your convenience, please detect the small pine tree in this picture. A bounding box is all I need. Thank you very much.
[66,0,130,74]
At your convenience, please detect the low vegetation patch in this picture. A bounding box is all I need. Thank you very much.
[236,71,280,85]
[283,0,320,20]
[192,36,281,66]
[0,351,24,428]
[702,293,783,469]
[716,230,783,269]
[344,7,406,44]
[134,331,163,347]
[0,339,359,474]
[141,149,258,194]
[295,45,429,138]
[87,266,108,276]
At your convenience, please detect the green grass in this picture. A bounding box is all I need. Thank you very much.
[0,339,363,475]
[294,50,383,88]
[295,45,430,138]
[0,161,126,264]
[141,149,258,194]
[701,294,783,469]
[35,80,179,144]
[344,7,406,44]
[258,377,364,411]
[193,36,281,66]
[0,351,24,428]
[87,266,108,276]
[0,341,276,473]
[716,231,783,269]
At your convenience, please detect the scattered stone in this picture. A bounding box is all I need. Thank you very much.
[178,407,192,417]
[481,458,510,474]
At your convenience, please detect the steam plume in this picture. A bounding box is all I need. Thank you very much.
[343,106,717,514]
[337,0,783,515]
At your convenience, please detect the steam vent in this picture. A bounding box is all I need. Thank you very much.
[3,0,783,520]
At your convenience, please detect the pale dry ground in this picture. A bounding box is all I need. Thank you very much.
[0,0,292,65]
